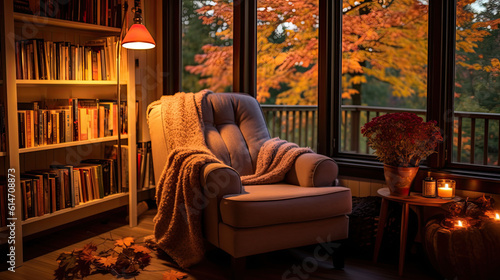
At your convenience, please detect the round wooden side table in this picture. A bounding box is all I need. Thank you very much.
[372,188,460,276]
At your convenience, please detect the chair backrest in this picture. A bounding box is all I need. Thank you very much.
[201,92,270,176]
[148,92,270,185]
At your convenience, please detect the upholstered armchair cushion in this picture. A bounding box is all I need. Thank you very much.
[220,185,351,228]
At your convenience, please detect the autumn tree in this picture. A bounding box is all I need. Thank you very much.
[455,0,500,113]
[185,0,499,108]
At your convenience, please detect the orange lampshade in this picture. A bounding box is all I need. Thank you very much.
[122,23,156,50]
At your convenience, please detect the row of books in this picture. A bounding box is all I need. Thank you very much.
[18,99,128,149]
[15,36,127,81]
[137,142,154,190]
[18,159,123,221]
[15,0,124,27]
[0,144,147,226]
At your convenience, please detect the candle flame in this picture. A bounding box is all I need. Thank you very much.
[458,220,463,227]
[444,183,449,189]
[496,213,499,220]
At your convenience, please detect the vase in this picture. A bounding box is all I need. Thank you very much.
[383,165,419,196]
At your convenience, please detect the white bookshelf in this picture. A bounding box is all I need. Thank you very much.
[20,135,128,153]
[14,13,121,33]
[2,2,139,265]
[16,80,127,86]
[22,192,129,236]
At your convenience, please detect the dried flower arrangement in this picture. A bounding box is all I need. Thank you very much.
[361,112,443,167]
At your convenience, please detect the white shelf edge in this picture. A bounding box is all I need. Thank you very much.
[14,13,121,33]
[22,192,129,226]
[16,80,126,86]
[20,135,128,153]
[22,192,130,237]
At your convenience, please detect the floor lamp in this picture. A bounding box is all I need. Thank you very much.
[116,0,155,195]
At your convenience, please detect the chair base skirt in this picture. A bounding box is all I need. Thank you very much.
[218,215,349,258]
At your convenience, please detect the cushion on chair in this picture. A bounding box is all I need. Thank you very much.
[202,93,270,176]
[220,185,352,228]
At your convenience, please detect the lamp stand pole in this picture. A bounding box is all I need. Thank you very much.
[116,1,129,193]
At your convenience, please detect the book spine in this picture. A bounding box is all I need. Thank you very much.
[59,111,64,143]
[33,102,39,146]
[65,109,72,142]
[26,110,32,148]
[18,112,25,149]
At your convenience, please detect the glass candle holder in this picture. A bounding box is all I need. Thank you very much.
[437,179,456,199]
[422,174,437,198]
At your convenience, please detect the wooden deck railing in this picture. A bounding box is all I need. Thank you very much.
[261,104,500,166]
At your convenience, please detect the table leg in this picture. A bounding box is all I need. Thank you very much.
[399,203,410,276]
[373,197,389,263]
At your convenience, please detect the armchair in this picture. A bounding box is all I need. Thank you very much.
[148,92,351,268]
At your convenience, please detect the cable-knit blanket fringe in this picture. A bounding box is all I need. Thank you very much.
[146,90,312,268]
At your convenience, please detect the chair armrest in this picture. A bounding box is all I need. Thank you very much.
[285,153,338,187]
[200,162,242,247]
[201,162,243,200]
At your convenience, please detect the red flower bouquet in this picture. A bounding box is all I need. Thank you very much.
[361,112,443,167]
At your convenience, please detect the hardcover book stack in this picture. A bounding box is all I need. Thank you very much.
[16,0,124,27]
[20,159,120,220]
[17,99,128,148]
[15,36,127,81]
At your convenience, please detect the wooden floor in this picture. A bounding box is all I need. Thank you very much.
[0,209,442,280]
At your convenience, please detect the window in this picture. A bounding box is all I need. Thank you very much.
[257,0,319,150]
[181,0,233,93]
[166,0,500,191]
[453,0,500,167]
[341,0,429,154]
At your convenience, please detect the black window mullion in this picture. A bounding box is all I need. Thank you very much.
[318,0,340,157]
[233,0,257,97]
[426,0,456,169]
[163,0,181,95]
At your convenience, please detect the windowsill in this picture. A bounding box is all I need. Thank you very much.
[334,157,500,195]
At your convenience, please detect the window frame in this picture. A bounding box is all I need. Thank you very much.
[165,0,500,193]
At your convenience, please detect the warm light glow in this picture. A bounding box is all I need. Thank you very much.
[122,41,155,50]
[122,24,156,50]
[444,183,449,189]
[496,213,500,220]
[456,220,464,228]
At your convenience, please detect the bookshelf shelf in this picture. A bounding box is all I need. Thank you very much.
[22,192,129,236]
[19,135,129,153]
[16,80,126,86]
[14,13,121,33]
[0,152,6,157]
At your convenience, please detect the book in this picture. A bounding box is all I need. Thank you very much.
[15,36,122,81]
[81,159,113,196]
[105,145,129,192]
[50,165,74,208]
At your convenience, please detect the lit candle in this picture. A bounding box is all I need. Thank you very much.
[456,220,465,228]
[438,183,453,198]
[495,213,500,221]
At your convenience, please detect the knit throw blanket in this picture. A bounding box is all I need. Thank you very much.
[148,90,312,268]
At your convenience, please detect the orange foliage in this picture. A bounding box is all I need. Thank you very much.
[185,0,498,105]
